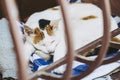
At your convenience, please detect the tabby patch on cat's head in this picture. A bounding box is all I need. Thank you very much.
[45,25,55,36]
[24,25,57,44]
[24,25,44,44]
[33,25,56,44]
[24,19,60,44]
[33,27,45,44]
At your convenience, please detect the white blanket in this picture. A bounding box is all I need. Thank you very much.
[0,18,17,78]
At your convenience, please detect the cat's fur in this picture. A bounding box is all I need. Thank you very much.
[24,3,118,73]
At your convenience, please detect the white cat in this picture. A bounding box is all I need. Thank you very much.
[24,3,118,73]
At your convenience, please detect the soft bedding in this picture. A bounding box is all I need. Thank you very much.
[0,18,24,79]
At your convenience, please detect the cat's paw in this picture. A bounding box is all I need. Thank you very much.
[47,45,56,53]
[35,51,50,60]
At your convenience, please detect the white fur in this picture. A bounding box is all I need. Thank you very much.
[25,3,118,73]
[0,18,17,78]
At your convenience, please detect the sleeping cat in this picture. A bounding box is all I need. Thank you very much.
[24,3,118,73]
[24,19,61,61]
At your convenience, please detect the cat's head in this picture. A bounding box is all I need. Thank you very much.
[24,19,60,44]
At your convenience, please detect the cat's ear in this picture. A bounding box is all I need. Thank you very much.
[24,25,33,36]
[50,19,60,29]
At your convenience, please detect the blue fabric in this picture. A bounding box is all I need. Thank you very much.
[30,52,52,72]
[106,52,120,58]
[53,72,63,75]
[30,52,89,75]
[112,15,116,18]
[112,15,120,28]
[32,58,52,72]
[30,52,120,75]
[72,64,89,75]
[118,22,120,28]
[19,21,24,34]
[52,64,89,76]
[69,0,78,3]
[31,56,89,76]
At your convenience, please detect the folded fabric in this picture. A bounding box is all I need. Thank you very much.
[112,15,120,27]
[68,0,81,3]
[30,53,52,72]
[29,51,120,71]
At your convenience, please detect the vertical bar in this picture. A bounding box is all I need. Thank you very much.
[57,0,75,80]
[1,0,28,80]
[95,0,111,65]
[72,0,111,79]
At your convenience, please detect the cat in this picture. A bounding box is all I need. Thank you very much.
[24,3,118,74]
[24,19,61,61]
